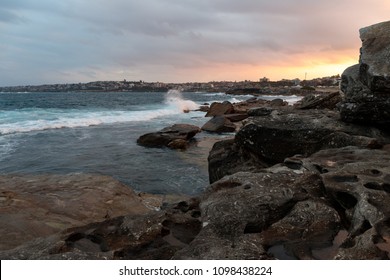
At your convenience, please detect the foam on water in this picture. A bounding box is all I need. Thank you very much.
[164,89,199,112]
[0,91,201,135]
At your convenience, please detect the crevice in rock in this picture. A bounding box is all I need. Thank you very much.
[364,182,383,191]
[382,183,390,193]
[334,191,358,209]
[353,220,372,237]
[331,175,359,183]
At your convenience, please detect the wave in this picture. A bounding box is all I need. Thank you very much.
[0,90,207,135]
[201,92,226,97]
[165,89,199,112]
[0,106,196,136]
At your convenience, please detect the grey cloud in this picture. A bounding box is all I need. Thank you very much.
[1,0,390,86]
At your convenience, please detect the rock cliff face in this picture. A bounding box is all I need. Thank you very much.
[339,21,390,127]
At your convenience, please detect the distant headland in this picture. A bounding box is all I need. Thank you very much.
[0,75,340,94]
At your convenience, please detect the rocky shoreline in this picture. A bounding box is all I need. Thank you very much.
[1,21,390,260]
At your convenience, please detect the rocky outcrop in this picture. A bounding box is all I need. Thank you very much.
[137,124,201,149]
[208,139,267,183]
[297,91,342,110]
[208,107,386,182]
[235,108,384,164]
[339,21,390,127]
[0,197,202,260]
[233,98,287,114]
[0,174,153,251]
[200,146,390,260]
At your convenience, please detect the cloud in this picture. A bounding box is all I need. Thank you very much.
[1,0,390,86]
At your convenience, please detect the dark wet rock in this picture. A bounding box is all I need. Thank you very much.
[296,146,390,259]
[259,200,341,259]
[339,21,390,127]
[201,116,236,133]
[208,139,267,183]
[0,174,152,251]
[208,108,387,182]
[247,107,273,116]
[173,171,326,259]
[137,124,201,149]
[205,101,234,117]
[334,228,389,260]
[235,108,385,163]
[197,105,210,112]
[173,226,271,260]
[223,113,248,122]
[167,139,188,150]
[297,91,342,110]
[269,98,287,107]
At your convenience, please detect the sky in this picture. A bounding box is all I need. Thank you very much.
[0,0,389,86]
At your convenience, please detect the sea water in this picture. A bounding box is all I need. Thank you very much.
[0,91,301,195]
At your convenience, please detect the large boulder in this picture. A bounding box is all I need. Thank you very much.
[201,116,236,133]
[137,124,201,149]
[339,21,390,127]
[208,139,267,183]
[205,101,234,117]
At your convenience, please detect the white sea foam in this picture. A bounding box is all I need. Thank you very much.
[202,92,226,96]
[164,89,199,112]
[258,94,303,105]
[0,105,192,135]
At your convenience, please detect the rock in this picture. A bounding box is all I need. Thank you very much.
[298,146,390,259]
[359,21,390,92]
[208,106,388,182]
[235,108,385,163]
[223,113,248,122]
[269,98,287,107]
[167,139,188,150]
[205,101,234,117]
[137,124,201,149]
[247,107,273,116]
[197,105,210,112]
[208,139,267,183]
[201,116,236,133]
[0,174,152,251]
[334,228,389,260]
[297,91,342,110]
[260,199,341,260]
[0,198,202,260]
[173,226,271,260]
[232,98,269,113]
[339,21,390,127]
[173,171,327,259]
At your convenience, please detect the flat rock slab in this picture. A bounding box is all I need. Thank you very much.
[0,174,152,250]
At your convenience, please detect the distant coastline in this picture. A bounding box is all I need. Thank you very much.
[0,75,340,94]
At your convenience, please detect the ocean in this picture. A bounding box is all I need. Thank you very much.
[0,90,301,195]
